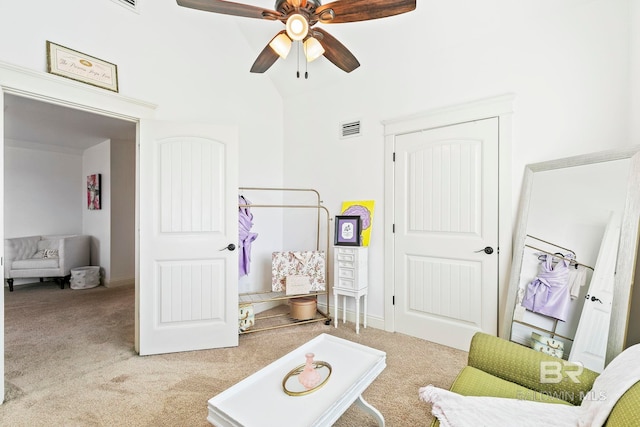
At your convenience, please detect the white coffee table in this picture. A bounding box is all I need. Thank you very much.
[207,333,387,427]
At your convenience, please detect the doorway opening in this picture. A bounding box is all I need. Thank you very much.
[3,92,138,401]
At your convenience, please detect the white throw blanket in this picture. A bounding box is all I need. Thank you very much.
[419,343,640,427]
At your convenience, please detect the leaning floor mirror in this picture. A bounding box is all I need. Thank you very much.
[502,147,640,372]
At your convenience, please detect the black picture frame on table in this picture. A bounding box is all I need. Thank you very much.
[334,215,362,246]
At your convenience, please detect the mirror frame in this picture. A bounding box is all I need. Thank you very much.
[501,146,640,365]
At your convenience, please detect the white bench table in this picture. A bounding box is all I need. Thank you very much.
[207,333,386,427]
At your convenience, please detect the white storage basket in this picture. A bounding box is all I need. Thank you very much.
[70,266,100,289]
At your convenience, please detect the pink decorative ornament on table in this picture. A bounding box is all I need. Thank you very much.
[298,353,321,389]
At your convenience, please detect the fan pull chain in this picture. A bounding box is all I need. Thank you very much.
[303,39,309,79]
[296,42,300,78]
[293,41,309,79]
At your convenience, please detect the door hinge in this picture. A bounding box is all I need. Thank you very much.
[392,223,395,233]
[392,295,395,305]
[392,152,396,162]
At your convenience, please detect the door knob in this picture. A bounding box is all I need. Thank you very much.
[220,243,236,251]
[474,246,494,255]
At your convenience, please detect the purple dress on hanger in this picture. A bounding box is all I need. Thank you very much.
[239,195,258,276]
[522,255,572,321]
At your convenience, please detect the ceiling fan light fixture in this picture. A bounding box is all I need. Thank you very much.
[286,14,309,41]
[303,37,325,62]
[269,33,292,58]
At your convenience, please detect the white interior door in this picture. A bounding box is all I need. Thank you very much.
[393,118,499,350]
[569,212,621,372]
[0,92,5,403]
[138,120,238,355]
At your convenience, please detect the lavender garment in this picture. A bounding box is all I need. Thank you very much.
[238,195,258,276]
[522,256,572,321]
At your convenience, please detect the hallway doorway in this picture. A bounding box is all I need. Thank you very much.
[3,93,137,289]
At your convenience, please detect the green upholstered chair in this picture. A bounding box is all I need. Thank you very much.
[429,332,640,427]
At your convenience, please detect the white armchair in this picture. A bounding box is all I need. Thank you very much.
[4,235,91,291]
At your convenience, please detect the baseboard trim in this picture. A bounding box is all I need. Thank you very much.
[318,302,384,330]
[105,277,134,288]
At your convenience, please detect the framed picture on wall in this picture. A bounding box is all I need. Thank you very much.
[334,215,362,246]
[87,174,101,210]
[46,41,119,92]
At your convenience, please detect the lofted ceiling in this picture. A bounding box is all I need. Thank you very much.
[3,2,419,147]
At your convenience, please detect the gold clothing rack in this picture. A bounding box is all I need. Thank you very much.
[525,234,594,270]
[237,187,332,335]
[526,234,575,254]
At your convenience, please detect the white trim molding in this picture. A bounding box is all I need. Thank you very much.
[0,60,156,121]
[0,59,157,404]
[382,94,515,333]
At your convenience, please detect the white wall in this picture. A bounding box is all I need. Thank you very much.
[3,0,637,332]
[628,0,640,344]
[110,138,135,286]
[632,0,640,144]
[4,143,82,237]
[281,0,635,323]
[82,141,111,284]
[5,137,136,288]
[0,0,285,293]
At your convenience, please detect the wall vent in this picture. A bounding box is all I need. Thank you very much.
[340,120,362,139]
[111,0,139,12]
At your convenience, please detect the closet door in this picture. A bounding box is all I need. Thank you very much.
[138,120,238,355]
[393,118,499,351]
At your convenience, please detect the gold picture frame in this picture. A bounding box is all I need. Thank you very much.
[46,41,119,92]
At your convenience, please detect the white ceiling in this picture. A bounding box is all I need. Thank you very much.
[2,3,417,149]
[3,94,137,152]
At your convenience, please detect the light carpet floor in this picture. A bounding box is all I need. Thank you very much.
[2,282,467,426]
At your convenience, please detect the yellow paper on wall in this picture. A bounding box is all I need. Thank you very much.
[341,200,375,246]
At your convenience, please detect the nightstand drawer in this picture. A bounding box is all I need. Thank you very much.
[338,268,355,279]
[337,278,355,289]
[336,253,355,263]
[338,260,355,268]
[333,245,368,292]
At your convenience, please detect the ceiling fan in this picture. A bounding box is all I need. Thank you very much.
[176,0,416,75]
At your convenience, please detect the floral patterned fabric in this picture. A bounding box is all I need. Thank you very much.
[271,251,325,292]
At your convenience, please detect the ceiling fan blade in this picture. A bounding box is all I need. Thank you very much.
[177,0,281,20]
[314,28,360,73]
[315,0,416,24]
[250,38,281,73]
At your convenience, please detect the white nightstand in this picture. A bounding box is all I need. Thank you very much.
[333,246,368,334]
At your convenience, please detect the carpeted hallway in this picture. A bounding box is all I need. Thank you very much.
[2,282,467,426]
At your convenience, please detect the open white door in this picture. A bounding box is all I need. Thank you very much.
[0,92,5,402]
[569,212,621,372]
[138,120,238,355]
